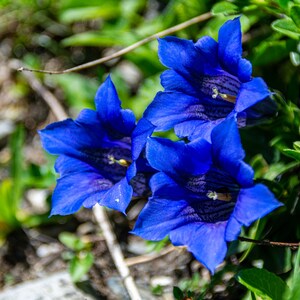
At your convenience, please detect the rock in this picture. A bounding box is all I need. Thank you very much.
[0,271,96,300]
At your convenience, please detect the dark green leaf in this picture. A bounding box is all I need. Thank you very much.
[173,286,184,299]
[211,1,239,15]
[236,268,288,300]
[291,5,300,28]
[272,18,300,39]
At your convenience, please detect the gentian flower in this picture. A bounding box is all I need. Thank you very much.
[132,117,282,273]
[143,17,272,141]
[40,76,147,216]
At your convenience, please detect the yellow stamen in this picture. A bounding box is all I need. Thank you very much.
[108,155,130,167]
[212,87,236,104]
[207,190,232,202]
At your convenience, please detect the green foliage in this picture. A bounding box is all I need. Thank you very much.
[285,248,300,300]
[211,2,240,15]
[59,232,94,282]
[173,286,194,299]
[272,18,300,39]
[236,268,288,300]
[283,142,300,161]
[0,127,24,239]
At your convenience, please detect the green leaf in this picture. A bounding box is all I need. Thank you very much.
[283,149,300,161]
[283,141,300,161]
[62,30,136,47]
[271,18,300,39]
[211,1,239,15]
[59,6,120,23]
[0,179,20,230]
[293,141,300,151]
[252,40,295,66]
[284,247,300,300]
[236,268,288,300]
[10,125,25,205]
[291,5,300,28]
[263,161,300,180]
[69,252,94,282]
[59,232,86,251]
[276,0,290,9]
[290,52,300,66]
[173,286,184,299]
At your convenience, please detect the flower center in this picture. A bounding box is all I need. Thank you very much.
[183,168,239,223]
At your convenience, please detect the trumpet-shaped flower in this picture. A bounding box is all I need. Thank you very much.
[132,117,282,273]
[143,17,273,141]
[40,76,143,215]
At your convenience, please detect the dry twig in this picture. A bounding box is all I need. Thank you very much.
[125,245,181,267]
[18,12,212,75]
[9,60,68,121]
[238,236,300,250]
[93,205,142,300]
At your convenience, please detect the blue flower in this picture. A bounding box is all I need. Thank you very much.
[39,76,145,216]
[143,17,272,141]
[132,117,282,273]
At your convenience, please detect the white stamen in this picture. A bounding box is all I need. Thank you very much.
[108,154,115,165]
[207,190,218,201]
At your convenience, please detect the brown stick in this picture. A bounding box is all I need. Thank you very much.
[93,205,142,300]
[9,60,68,121]
[18,12,212,75]
[125,245,179,267]
[238,236,300,249]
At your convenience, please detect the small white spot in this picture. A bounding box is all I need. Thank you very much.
[115,198,120,202]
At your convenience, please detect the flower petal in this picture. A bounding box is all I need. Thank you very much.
[170,222,227,273]
[143,91,199,131]
[158,37,201,76]
[150,172,192,199]
[225,184,283,241]
[50,162,112,216]
[211,117,254,187]
[95,75,135,137]
[131,118,155,160]
[160,69,197,96]
[100,176,133,214]
[39,109,104,157]
[146,137,211,178]
[175,119,223,142]
[235,77,270,113]
[195,36,219,70]
[132,197,191,241]
[218,18,252,81]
